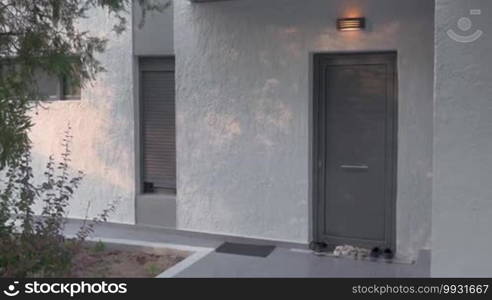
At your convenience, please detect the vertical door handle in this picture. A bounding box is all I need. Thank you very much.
[340,164,369,170]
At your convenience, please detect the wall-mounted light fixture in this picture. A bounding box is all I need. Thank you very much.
[337,17,366,31]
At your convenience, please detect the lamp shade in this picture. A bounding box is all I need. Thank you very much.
[337,18,366,31]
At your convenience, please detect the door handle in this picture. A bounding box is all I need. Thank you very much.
[340,164,369,170]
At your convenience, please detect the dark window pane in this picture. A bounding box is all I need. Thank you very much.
[61,59,81,100]
[33,69,60,100]
[62,74,81,100]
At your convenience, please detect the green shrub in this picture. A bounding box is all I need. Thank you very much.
[92,240,106,253]
[0,127,116,277]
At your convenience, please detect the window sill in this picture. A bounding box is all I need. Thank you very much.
[137,192,176,202]
[44,98,81,102]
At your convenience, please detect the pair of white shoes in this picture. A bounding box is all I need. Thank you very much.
[332,245,369,259]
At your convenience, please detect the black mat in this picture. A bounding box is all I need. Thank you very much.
[215,242,276,257]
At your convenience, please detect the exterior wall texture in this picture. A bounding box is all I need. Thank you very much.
[134,0,174,56]
[29,7,136,224]
[433,0,492,276]
[174,0,434,258]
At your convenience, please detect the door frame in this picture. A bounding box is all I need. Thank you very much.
[311,51,398,251]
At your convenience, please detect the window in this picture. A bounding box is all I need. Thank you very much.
[33,69,61,100]
[33,68,81,101]
[61,72,82,100]
[140,57,176,193]
[0,57,82,101]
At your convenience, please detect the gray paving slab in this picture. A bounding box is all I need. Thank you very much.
[64,219,430,278]
[176,248,430,278]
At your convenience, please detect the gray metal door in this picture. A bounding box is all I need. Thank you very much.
[140,57,176,191]
[313,52,397,250]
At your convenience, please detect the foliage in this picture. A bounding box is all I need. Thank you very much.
[0,0,168,278]
[92,240,106,253]
[146,263,160,277]
[0,0,168,169]
[0,128,116,277]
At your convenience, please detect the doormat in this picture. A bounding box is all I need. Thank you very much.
[215,242,276,257]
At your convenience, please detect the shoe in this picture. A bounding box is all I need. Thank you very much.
[383,248,394,262]
[309,241,327,253]
[369,247,382,260]
[333,245,343,257]
[355,247,369,260]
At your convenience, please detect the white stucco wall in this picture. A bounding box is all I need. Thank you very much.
[134,0,174,56]
[433,0,492,276]
[174,0,434,257]
[29,7,136,224]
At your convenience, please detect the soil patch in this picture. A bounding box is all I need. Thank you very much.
[71,245,190,277]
